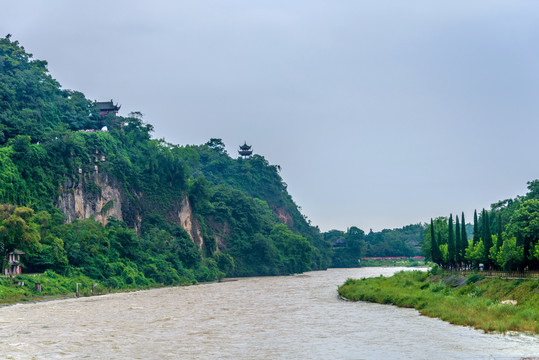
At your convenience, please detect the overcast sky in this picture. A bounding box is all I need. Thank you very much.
[2,1,539,232]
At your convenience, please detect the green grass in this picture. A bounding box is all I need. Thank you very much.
[338,270,539,334]
[0,270,187,306]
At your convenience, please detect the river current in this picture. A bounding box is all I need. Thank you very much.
[0,267,537,359]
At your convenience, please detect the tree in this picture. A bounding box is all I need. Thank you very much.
[465,240,485,269]
[473,210,479,246]
[214,253,235,276]
[493,237,523,271]
[526,180,539,200]
[482,209,493,268]
[447,214,455,268]
[205,138,227,153]
[430,218,443,266]
[496,212,503,250]
[506,199,539,268]
[429,219,435,261]
[461,212,468,266]
[270,223,312,274]
[438,235,448,265]
[455,215,462,266]
[0,205,41,273]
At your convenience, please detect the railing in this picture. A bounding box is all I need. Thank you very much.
[446,270,539,279]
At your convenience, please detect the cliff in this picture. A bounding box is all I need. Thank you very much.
[58,169,207,250]
[58,173,124,226]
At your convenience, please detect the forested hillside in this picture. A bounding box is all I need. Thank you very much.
[0,35,331,288]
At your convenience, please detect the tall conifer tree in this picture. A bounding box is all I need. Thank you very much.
[430,218,436,260]
[455,215,461,266]
[448,214,455,268]
[430,218,443,266]
[473,210,479,246]
[461,212,468,267]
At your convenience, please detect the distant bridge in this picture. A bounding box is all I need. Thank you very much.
[362,256,425,261]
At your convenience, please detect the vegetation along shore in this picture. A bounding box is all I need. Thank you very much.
[338,269,539,334]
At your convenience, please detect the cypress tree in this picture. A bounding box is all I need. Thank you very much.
[461,212,468,267]
[448,214,455,268]
[430,218,436,260]
[473,210,479,246]
[496,212,503,249]
[455,215,461,266]
[430,218,443,266]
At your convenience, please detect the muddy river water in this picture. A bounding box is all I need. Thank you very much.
[0,267,537,359]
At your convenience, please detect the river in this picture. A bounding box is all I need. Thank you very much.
[0,267,537,359]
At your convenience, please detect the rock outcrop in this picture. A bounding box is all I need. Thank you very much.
[176,195,204,250]
[57,172,123,226]
[57,172,204,247]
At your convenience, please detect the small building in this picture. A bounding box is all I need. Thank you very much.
[96,100,121,117]
[332,237,346,248]
[4,250,25,276]
[238,142,253,158]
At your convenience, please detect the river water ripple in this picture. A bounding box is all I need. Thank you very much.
[0,267,537,359]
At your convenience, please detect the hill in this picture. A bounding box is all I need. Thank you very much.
[0,35,331,288]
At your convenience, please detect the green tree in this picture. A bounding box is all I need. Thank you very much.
[439,236,448,265]
[461,212,468,267]
[214,253,235,276]
[430,218,443,266]
[496,212,503,250]
[482,209,493,268]
[270,223,312,273]
[506,199,539,268]
[205,138,227,153]
[422,217,447,257]
[465,240,485,269]
[0,205,41,273]
[447,214,455,268]
[455,215,462,266]
[473,210,479,246]
[525,180,539,200]
[494,237,523,271]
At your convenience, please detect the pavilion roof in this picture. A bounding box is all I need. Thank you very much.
[96,100,121,111]
[239,142,252,150]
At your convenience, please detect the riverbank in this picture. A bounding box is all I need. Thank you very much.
[338,269,539,334]
[0,270,196,306]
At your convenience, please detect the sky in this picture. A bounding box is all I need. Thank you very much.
[2,1,539,232]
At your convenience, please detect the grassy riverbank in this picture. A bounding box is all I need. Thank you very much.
[338,269,539,334]
[0,271,195,306]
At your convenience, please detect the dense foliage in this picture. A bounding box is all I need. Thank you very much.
[324,224,423,267]
[0,35,331,290]
[424,180,539,271]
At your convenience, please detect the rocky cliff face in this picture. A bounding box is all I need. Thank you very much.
[57,172,124,226]
[176,195,204,250]
[275,206,294,227]
[57,172,204,247]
